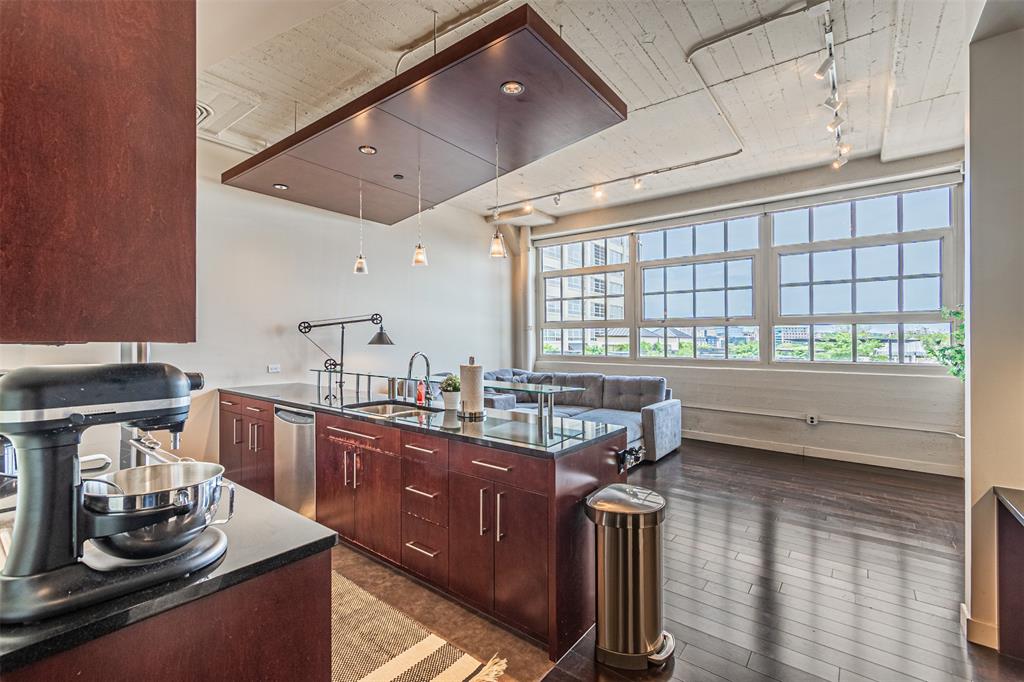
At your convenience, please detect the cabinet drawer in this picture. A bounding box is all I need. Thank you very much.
[400,431,449,467]
[317,413,400,454]
[240,397,273,420]
[449,442,550,495]
[402,460,448,527]
[218,392,242,415]
[401,514,448,589]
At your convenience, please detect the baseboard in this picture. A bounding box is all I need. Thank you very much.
[963,608,999,649]
[682,429,964,477]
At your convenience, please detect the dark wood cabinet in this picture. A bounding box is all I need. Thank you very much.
[493,484,549,637]
[356,449,402,563]
[0,0,196,343]
[218,393,274,499]
[217,410,244,483]
[242,416,274,499]
[448,472,495,612]
[316,432,356,538]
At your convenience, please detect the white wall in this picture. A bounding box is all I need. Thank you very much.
[0,139,513,460]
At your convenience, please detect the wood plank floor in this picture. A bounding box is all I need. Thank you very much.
[545,441,1024,682]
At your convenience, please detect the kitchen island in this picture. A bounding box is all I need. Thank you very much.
[220,382,628,661]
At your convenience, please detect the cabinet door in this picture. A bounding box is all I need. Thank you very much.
[218,410,244,483]
[243,417,275,499]
[493,485,549,638]
[315,434,355,538]
[448,472,494,612]
[354,450,402,563]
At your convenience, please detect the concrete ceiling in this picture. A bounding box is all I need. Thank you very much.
[198,0,967,221]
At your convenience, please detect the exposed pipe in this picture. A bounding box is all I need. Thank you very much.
[394,0,519,76]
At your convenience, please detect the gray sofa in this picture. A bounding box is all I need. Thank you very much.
[483,369,681,462]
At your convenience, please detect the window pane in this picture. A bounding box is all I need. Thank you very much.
[643,268,664,293]
[727,288,753,317]
[903,323,950,364]
[668,327,694,358]
[638,231,664,261]
[607,236,628,264]
[903,187,950,231]
[856,244,898,279]
[781,285,810,315]
[695,261,725,289]
[666,227,693,258]
[541,329,562,355]
[564,329,583,355]
[773,209,809,245]
[639,328,665,357]
[607,271,625,295]
[695,222,725,254]
[727,326,759,360]
[695,290,725,317]
[856,279,899,312]
[564,242,583,268]
[813,249,852,281]
[545,277,560,299]
[606,297,625,320]
[812,282,852,313]
[584,273,605,296]
[584,298,605,320]
[903,240,941,275]
[903,277,941,311]
[727,259,753,287]
[545,300,561,322]
[780,253,809,284]
[856,324,898,363]
[814,324,853,362]
[584,239,607,267]
[607,328,630,357]
[644,294,664,320]
[696,327,726,359]
[813,202,852,241]
[727,217,759,251]
[541,246,561,271]
[855,195,898,236]
[666,264,693,291]
[563,275,582,297]
[563,299,582,321]
[667,292,694,318]
[774,325,810,361]
[584,329,605,356]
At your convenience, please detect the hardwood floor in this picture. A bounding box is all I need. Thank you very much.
[546,441,1024,682]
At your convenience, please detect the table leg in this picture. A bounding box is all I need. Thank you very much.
[547,395,555,438]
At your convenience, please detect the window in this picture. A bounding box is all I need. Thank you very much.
[536,182,959,369]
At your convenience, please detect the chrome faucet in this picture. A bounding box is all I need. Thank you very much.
[406,352,432,404]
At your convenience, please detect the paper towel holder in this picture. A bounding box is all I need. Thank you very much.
[457,355,486,421]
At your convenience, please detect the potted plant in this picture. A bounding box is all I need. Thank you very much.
[440,374,461,411]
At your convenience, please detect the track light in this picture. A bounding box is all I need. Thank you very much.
[593,185,605,199]
[837,141,852,155]
[523,201,533,213]
[553,194,561,206]
[633,177,643,190]
[823,94,842,111]
[826,115,844,133]
[814,55,834,80]
[831,155,848,170]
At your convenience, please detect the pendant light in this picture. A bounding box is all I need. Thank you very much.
[353,179,368,274]
[411,153,428,266]
[489,135,508,259]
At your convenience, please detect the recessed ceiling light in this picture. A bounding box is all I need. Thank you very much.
[500,81,525,96]
[358,145,378,155]
[272,183,289,190]
[393,173,404,180]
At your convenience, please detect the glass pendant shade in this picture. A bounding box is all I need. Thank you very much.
[489,229,508,259]
[412,243,428,266]
[353,254,368,274]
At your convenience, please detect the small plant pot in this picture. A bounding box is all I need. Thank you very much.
[441,391,461,411]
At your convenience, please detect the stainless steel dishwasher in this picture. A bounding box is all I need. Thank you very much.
[273,405,315,519]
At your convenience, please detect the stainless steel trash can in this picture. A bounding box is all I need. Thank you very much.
[585,483,675,670]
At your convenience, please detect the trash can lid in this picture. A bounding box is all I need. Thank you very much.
[585,483,666,528]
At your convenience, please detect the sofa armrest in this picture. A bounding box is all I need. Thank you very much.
[484,393,516,410]
[641,399,681,461]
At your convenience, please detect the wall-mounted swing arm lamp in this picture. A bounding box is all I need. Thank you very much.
[297,313,394,398]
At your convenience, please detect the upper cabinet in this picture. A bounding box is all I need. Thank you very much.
[0,0,196,343]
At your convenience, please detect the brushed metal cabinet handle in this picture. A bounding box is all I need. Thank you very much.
[404,485,438,499]
[353,451,359,489]
[343,450,349,487]
[220,400,236,406]
[496,492,505,542]
[254,423,260,452]
[472,459,511,473]
[479,488,488,536]
[404,444,437,455]
[232,417,242,445]
[404,541,439,558]
[245,406,263,413]
[327,426,379,441]
[248,422,255,451]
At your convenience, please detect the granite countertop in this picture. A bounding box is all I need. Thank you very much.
[0,443,337,671]
[996,487,1024,527]
[221,382,626,459]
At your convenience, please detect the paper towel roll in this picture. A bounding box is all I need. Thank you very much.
[459,356,484,416]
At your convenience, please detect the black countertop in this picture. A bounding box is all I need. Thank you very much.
[223,382,626,459]
[0,446,337,671]
[996,487,1024,527]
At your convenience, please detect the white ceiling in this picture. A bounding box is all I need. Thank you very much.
[198,0,967,221]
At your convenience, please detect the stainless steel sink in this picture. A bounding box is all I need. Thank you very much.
[345,401,442,419]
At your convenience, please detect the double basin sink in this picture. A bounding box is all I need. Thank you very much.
[344,400,442,420]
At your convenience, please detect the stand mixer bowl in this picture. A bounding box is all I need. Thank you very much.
[83,462,234,559]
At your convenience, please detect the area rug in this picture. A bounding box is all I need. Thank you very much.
[331,572,506,682]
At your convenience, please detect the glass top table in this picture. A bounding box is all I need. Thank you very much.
[483,381,585,437]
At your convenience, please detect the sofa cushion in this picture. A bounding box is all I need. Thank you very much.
[512,372,553,402]
[602,375,667,412]
[577,408,642,443]
[550,373,604,408]
[510,404,590,418]
[483,368,513,382]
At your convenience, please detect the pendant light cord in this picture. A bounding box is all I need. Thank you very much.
[358,178,364,254]
[417,134,423,243]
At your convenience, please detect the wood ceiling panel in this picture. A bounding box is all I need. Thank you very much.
[221,4,625,225]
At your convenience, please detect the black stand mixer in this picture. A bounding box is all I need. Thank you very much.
[0,363,228,623]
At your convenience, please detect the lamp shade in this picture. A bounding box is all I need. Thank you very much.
[489,229,508,259]
[353,254,368,274]
[368,325,394,345]
[412,243,428,266]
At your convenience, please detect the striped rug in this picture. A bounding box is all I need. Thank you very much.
[331,572,507,682]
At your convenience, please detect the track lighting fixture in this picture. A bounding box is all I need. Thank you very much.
[814,55,834,80]
[593,185,605,199]
[553,194,561,206]
[823,94,842,111]
[633,177,643,190]
[523,201,533,213]
[826,115,844,133]
[831,155,848,170]
[837,141,852,155]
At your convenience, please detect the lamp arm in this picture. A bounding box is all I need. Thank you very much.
[298,313,383,334]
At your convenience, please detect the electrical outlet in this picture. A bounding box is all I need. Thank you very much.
[806,414,819,425]
[267,364,281,374]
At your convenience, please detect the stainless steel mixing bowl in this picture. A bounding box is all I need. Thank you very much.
[83,461,235,559]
